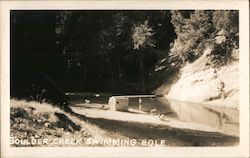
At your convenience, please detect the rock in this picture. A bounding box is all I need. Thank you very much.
[231,48,239,60]
[44,122,50,128]
[150,108,157,115]
[95,93,101,97]
[84,99,90,103]
[215,29,227,44]
[166,55,239,108]
[37,119,42,123]
[215,35,226,44]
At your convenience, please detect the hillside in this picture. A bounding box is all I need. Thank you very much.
[166,48,239,108]
[10,99,127,147]
[153,10,239,109]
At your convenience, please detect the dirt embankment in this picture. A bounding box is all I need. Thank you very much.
[10,99,125,147]
[165,48,239,109]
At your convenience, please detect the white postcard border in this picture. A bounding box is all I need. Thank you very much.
[1,1,249,157]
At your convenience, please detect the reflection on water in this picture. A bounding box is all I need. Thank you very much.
[129,97,239,136]
[167,99,239,136]
[68,93,239,136]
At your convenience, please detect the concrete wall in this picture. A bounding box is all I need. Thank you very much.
[108,96,128,111]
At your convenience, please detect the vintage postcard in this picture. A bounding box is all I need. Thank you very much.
[0,0,249,157]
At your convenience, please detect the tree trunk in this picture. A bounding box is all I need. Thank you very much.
[140,61,145,92]
[117,57,122,82]
[107,58,116,89]
[81,64,87,91]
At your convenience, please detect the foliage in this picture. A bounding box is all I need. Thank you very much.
[170,10,214,62]
[208,10,239,67]
[212,10,239,48]
[132,20,155,50]
[10,11,174,93]
[212,10,239,36]
[170,10,239,67]
[53,11,174,92]
[206,42,234,68]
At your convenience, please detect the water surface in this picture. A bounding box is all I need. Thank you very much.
[68,93,239,136]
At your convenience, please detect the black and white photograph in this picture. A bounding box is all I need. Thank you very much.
[1,0,249,158]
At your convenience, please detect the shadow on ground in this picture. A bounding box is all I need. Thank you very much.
[83,116,239,147]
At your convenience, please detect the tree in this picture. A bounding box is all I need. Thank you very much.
[99,12,132,87]
[212,10,239,47]
[132,20,155,50]
[54,11,175,93]
[131,19,156,91]
[170,10,215,63]
[169,10,239,68]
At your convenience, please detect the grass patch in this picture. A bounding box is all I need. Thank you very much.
[10,99,118,147]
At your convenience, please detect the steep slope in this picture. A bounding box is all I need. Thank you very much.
[10,99,126,147]
[166,48,239,108]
